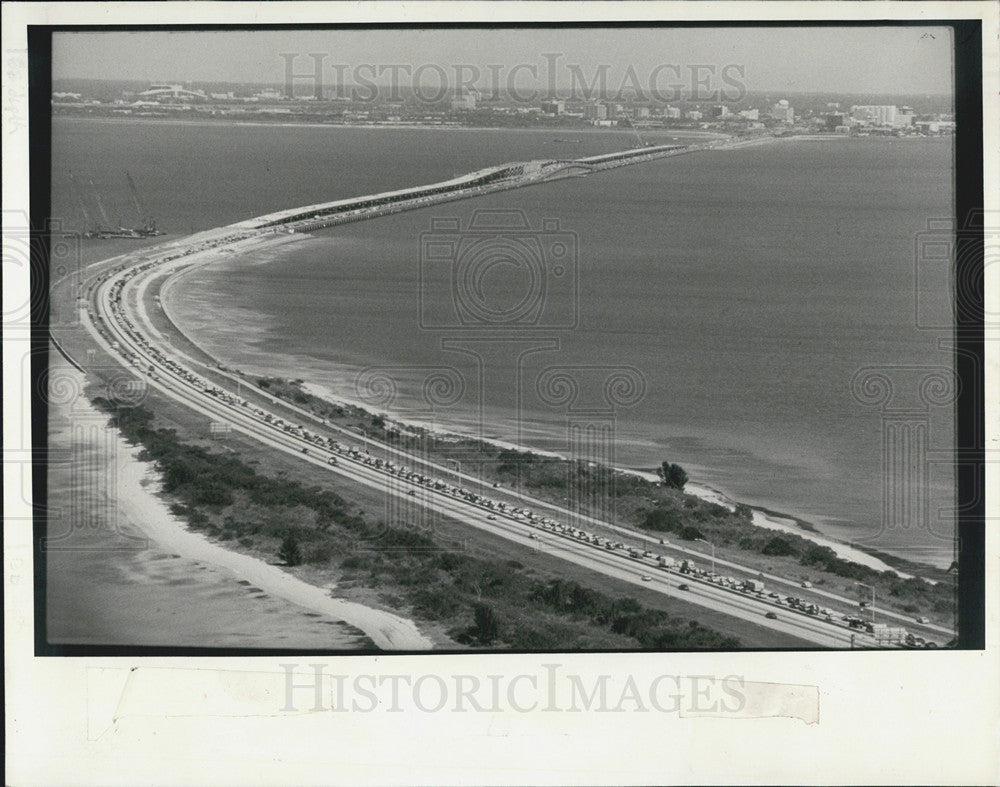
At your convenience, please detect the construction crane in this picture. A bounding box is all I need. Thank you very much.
[89,177,113,230]
[125,170,153,231]
[71,171,164,239]
[68,170,95,235]
[625,119,652,148]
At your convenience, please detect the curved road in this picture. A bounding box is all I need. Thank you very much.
[76,236,856,649]
[59,149,951,649]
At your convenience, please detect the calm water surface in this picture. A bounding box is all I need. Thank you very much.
[53,118,956,567]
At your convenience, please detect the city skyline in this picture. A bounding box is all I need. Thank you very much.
[53,26,954,95]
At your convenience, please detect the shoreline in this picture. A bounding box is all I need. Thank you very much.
[54,113,730,137]
[160,239,944,579]
[53,362,433,650]
[42,122,957,651]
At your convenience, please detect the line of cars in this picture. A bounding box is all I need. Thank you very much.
[95,256,938,649]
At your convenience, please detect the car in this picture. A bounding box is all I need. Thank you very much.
[486,515,496,521]
[529,534,539,540]
[640,575,652,582]
[765,611,778,620]
[678,583,690,591]
[407,490,416,496]
[800,581,812,588]
[916,616,930,624]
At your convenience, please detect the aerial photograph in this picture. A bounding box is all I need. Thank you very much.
[43,26,962,652]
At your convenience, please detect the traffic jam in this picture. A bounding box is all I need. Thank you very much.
[90,246,935,650]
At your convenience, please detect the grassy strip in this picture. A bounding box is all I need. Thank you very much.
[96,398,741,650]
[258,378,955,622]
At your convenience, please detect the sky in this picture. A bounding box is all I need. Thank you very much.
[53,27,954,96]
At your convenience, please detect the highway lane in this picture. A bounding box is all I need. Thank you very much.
[64,145,951,648]
[93,293,847,647]
[82,254,868,648]
[139,257,951,641]
[133,257,953,644]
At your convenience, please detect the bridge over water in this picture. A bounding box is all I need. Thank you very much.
[228,143,695,235]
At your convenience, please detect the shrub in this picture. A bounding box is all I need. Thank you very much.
[306,542,336,564]
[278,532,303,566]
[643,507,679,532]
[762,536,797,557]
[472,603,501,645]
[658,461,689,490]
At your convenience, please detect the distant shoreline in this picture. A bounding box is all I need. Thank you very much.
[53,112,731,137]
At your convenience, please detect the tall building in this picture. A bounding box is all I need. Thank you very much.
[711,105,729,118]
[583,103,608,121]
[665,106,681,119]
[451,90,478,111]
[686,109,703,121]
[541,99,565,115]
[136,83,207,102]
[825,113,848,131]
[771,99,794,123]
[850,105,897,126]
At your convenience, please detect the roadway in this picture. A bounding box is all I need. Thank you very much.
[138,258,953,644]
[58,142,952,649]
[75,237,869,649]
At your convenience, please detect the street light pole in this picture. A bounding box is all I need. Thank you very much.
[696,538,716,576]
[856,581,876,627]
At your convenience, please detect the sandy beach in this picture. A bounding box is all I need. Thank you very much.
[46,364,432,650]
